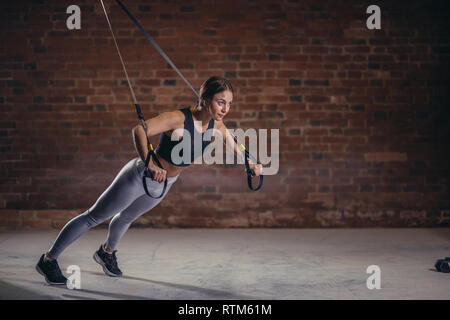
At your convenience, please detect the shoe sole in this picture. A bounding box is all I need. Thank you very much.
[93,252,122,277]
[35,263,67,286]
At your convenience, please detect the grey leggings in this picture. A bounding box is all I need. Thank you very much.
[48,157,179,259]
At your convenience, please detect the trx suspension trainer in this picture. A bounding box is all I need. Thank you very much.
[100,0,263,193]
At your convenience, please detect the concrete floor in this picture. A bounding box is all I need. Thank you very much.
[0,228,448,300]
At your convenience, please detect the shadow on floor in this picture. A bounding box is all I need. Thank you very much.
[86,270,256,299]
[2,277,154,300]
[60,287,154,300]
[0,280,56,300]
[61,294,98,300]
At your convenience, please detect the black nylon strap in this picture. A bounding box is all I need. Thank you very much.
[135,103,167,199]
[243,148,263,192]
[101,0,168,199]
[231,134,263,191]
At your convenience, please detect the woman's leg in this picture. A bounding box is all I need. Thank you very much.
[105,174,179,250]
[47,158,144,259]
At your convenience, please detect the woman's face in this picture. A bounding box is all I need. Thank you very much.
[207,90,233,121]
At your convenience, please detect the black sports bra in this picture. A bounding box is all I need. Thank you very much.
[155,107,215,167]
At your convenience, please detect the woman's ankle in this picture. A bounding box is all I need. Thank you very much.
[103,243,113,253]
[44,252,55,261]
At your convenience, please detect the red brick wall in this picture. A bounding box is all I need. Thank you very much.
[1,0,449,228]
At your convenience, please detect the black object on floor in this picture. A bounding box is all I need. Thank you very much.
[434,257,450,273]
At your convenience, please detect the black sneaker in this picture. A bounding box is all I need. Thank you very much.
[93,244,123,277]
[35,254,68,285]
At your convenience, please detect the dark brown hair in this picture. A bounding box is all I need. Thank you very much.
[195,76,234,111]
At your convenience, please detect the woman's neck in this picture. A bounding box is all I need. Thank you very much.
[192,107,211,126]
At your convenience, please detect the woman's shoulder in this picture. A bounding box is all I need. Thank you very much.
[164,108,187,122]
[158,107,190,134]
[172,106,192,120]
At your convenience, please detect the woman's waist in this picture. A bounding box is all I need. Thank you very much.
[153,152,185,177]
[134,153,184,178]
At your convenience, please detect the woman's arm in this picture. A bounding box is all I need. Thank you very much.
[217,122,263,176]
[132,110,183,181]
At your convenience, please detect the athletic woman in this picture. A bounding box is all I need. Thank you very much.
[35,76,263,285]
